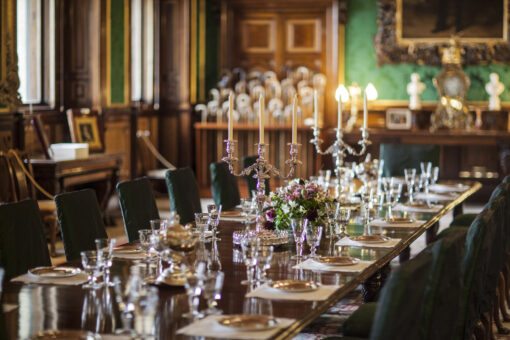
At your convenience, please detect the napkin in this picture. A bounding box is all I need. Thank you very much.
[12,272,89,285]
[429,183,469,193]
[293,258,374,273]
[335,237,401,249]
[414,192,455,202]
[177,315,295,340]
[369,219,426,228]
[394,203,443,213]
[245,283,339,301]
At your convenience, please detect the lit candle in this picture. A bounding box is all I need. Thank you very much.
[292,95,298,144]
[314,90,318,129]
[259,95,264,144]
[228,94,234,140]
[363,90,368,129]
[337,96,342,132]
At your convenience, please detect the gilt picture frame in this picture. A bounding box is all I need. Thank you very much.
[66,109,104,152]
[375,0,510,65]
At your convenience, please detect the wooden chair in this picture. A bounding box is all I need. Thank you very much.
[0,150,59,257]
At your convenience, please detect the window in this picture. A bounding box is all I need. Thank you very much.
[16,0,55,105]
[131,0,154,103]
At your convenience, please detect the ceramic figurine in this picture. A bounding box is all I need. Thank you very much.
[485,73,504,111]
[407,73,426,110]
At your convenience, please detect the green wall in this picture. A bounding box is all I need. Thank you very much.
[345,0,510,102]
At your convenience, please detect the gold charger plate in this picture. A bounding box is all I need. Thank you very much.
[268,280,319,292]
[350,235,390,244]
[217,314,279,331]
[30,330,98,339]
[382,217,414,224]
[313,256,360,266]
[28,266,81,278]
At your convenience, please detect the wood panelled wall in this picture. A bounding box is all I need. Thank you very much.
[0,0,193,180]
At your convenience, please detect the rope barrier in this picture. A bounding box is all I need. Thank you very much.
[8,150,55,200]
[137,131,176,170]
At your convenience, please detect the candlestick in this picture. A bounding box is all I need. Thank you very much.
[292,95,298,144]
[259,95,264,144]
[314,90,318,128]
[363,91,368,129]
[337,98,342,134]
[228,94,234,140]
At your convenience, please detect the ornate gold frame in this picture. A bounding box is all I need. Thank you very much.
[376,0,510,65]
[0,0,21,113]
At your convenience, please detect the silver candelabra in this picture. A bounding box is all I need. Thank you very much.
[309,127,371,197]
[222,140,301,232]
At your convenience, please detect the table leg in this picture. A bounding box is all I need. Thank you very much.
[362,264,391,303]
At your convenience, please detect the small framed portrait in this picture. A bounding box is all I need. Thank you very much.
[386,108,412,130]
[66,109,104,152]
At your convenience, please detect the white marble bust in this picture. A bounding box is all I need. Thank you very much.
[407,73,426,110]
[485,73,504,111]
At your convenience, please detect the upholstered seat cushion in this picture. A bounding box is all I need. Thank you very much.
[449,213,477,228]
[165,167,202,224]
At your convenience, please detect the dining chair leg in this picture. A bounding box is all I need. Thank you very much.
[43,214,58,257]
[425,222,439,245]
[506,263,510,308]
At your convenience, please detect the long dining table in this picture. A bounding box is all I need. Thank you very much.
[2,180,481,340]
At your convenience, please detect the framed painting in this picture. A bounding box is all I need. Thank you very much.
[375,0,510,65]
[66,109,104,152]
[0,0,21,112]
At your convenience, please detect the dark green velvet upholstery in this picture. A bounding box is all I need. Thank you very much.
[421,227,466,340]
[503,175,510,184]
[242,155,270,197]
[342,302,377,338]
[369,251,433,340]
[0,200,51,280]
[165,167,202,224]
[457,202,502,339]
[117,177,160,242]
[55,189,108,261]
[0,267,6,340]
[379,144,440,177]
[449,213,477,228]
[210,162,241,210]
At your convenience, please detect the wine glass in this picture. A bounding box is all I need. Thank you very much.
[255,245,273,283]
[324,203,337,239]
[181,263,205,319]
[138,229,154,261]
[290,218,307,260]
[202,271,225,315]
[404,168,416,204]
[240,236,257,285]
[207,204,222,241]
[81,289,104,335]
[243,297,273,316]
[420,162,432,195]
[150,219,168,232]
[81,250,105,289]
[113,265,143,336]
[133,285,159,337]
[95,238,116,287]
[305,223,323,258]
[194,212,210,243]
[431,166,440,185]
[385,179,402,218]
[335,204,351,239]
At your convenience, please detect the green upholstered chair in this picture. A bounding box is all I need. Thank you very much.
[210,162,241,211]
[242,155,270,197]
[0,200,51,281]
[0,267,6,340]
[165,167,202,224]
[54,189,108,261]
[379,144,440,177]
[117,177,160,242]
[342,251,433,339]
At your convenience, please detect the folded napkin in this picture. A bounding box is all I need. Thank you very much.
[429,183,469,193]
[414,192,455,202]
[335,237,401,249]
[369,219,426,228]
[394,203,443,213]
[3,303,18,313]
[12,271,89,285]
[177,314,295,340]
[245,283,339,301]
[293,258,373,273]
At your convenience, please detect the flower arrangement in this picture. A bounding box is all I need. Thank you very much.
[265,179,333,231]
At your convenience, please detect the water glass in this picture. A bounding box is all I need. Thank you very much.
[138,229,154,261]
[81,289,104,334]
[202,271,225,315]
[113,265,143,336]
[194,212,210,242]
[182,263,205,319]
[431,166,440,185]
[207,204,222,241]
[150,219,168,232]
[81,250,105,289]
[334,204,351,238]
[95,238,116,287]
[133,286,159,337]
[305,224,323,258]
[255,245,273,283]
[290,218,307,260]
[240,236,258,285]
[404,168,416,204]
[243,297,273,316]
[420,162,432,194]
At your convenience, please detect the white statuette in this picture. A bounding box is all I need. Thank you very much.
[485,73,504,111]
[407,73,426,110]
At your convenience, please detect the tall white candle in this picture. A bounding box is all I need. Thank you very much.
[337,97,342,132]
[259,95,265,144]
[228,94,234,140]
[313,90,318,128]
[292,95,298,144]
[363,90,368,129]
